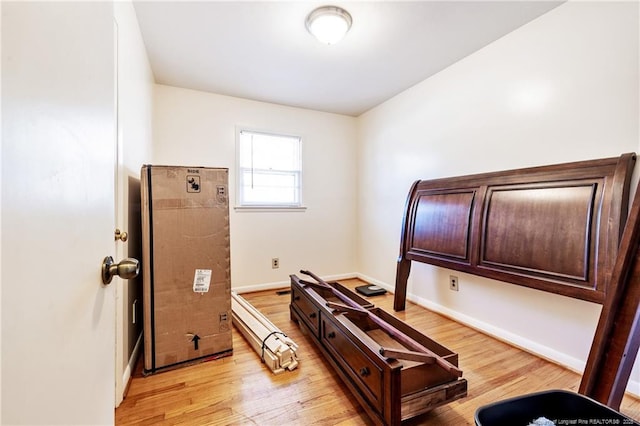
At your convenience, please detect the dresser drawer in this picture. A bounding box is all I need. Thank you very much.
[291,286,320,337]
[322,317,383,411]
[290,274,467,425]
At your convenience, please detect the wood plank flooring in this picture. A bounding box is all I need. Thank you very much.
[116,278,640,425]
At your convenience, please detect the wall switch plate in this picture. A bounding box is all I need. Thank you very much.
[449,276,459,291]
[272,258,279,269]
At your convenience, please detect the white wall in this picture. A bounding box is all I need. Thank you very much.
[153,86,358,290]
[114,0,154,405]
[357,0,639,393]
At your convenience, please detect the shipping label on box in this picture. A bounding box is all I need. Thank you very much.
[193,269,212,293]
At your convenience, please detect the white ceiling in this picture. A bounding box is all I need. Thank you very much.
[133,1,563,117]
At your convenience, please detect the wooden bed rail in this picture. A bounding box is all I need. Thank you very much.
[580,171,640,408]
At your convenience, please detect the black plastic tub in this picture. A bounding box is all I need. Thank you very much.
[475,390,639,426]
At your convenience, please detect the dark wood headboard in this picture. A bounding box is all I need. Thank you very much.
[394,153,636,310]
[392,152,640,409]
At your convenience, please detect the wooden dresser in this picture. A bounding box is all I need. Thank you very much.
[289,274,467,425]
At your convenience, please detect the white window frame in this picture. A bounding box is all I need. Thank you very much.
[235,127,305,211]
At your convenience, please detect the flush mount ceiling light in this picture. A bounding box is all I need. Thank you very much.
[305,5,352,45]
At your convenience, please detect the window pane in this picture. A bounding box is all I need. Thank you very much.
[238,135,254,169]
[241,169,299,205]
[239,131,300,171]
[237,130,302,207]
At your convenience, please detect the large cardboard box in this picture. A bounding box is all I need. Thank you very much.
[141,165,232,374]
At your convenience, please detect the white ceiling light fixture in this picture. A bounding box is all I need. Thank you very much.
[305,5,352,45]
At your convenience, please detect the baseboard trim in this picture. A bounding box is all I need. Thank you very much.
[232,272,359,294]
[355,273,394,292]
[122,333,142,399]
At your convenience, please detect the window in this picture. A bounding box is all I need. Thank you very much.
[236,129,303,208]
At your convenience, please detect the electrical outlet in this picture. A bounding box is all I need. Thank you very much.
[272,258,280,269]
[449,276,459,291]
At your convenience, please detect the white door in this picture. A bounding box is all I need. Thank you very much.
[2,2,118,424]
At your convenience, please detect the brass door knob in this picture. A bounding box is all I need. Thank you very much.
[114,229,128,242]
[101,256,139,285]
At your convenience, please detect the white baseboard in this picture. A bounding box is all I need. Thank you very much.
[355,273,395,292]
[123,333,142,393]
[415,293,586,369]
[409,291,640,398]
[232,272,359,294]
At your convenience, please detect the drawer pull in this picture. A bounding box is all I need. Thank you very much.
[359,367,370,377]
[327,331,336,339]
[294,295,300,301]
[309,312,317,319]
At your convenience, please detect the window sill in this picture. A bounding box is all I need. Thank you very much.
[234,206,307,212]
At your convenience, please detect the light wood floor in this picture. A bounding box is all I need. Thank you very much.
[116,278,640,425]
